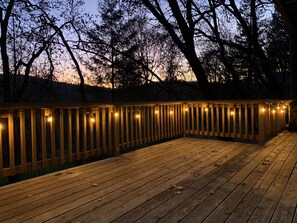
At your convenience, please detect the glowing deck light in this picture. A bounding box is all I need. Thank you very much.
[90,116,95,123]
[230,111,235,116]
[114,112,119,117]
[204,107,208,112]
[47,115,53,122]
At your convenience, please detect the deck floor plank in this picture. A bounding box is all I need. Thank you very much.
[0,131,296,223]
[75,141,248,223]
[247,135,297,222]
[0,139,187,202]
[159,132,291,223]
[27,139,225,223]
[2,139,209,222]
[205,133,297,223]
[117,143,256,223]
[225,133,297,223]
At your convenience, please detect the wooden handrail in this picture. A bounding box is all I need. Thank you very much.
[0,100,291,178]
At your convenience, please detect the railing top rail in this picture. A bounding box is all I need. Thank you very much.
[0,99,292,110]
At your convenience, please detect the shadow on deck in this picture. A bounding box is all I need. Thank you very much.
[0,130,296,223]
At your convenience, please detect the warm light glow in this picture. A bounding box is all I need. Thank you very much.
[204,107,208,112]
[262,108,266,112]
[283,105,286,109]
[170,110,174,115]
[47,116,53,122]
[281,109,285,113]
[272,109,276,114]
[90,116,95,123]
[155,109,159,114]
[184,107,189,112]
[135,114,140,119]
[114,112,119,117]
[0,123,2,130]
[230,111,235,116]
[277,106,280,110]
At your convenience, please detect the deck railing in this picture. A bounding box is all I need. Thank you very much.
[0,100,291,178]
[184,100,291,143]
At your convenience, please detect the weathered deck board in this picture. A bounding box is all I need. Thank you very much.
[0,131,297,223]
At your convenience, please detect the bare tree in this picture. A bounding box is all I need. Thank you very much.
[0,0,86,102]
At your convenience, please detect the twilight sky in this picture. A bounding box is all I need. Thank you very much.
[84,0,98,15]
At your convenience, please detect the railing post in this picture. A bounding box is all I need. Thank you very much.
[75,108,80,160]
[50,109,56,166]
[182,103,186,137]
[0,117,3,177]
[259,103,266,145]
[113,106,120,156]
[31,109,37,170]
[8,111,15,176]
[68,109,73,162]
[20,110,26,173]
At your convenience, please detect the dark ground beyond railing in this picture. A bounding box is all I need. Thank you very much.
[0,100,291,180]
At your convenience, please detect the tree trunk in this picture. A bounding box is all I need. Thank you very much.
[141,0,214,99]
[288,28,297,131]
[290,29,297,99]
[0,1,15,102]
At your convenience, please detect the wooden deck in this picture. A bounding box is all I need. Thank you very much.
[0,131,297,223]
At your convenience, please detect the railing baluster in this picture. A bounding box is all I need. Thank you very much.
[113,106,120,156]
[232,105,236,138]
[68,109,73,162]
[75,108,80,160]
[130,106,134,147]
[8,112,15,176]
[82,109,87,158]
[238,104,242,139]
[89,111,94,157]
[20,110,26,173]
[0,100,292,178]
[120,107,125,148]
[41,109,46,167]
[216,104,220,137]
[60,109,65,164]
[251,104,255,140]
[95,108,100,155]
[125,107,130,148]
[211,104,215,136]
[108,107,112,152]
[50,109,56,166]
[0,117,3,177]
[31,109,37,170]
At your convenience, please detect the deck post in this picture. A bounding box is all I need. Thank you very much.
[182,103,187,137]
[113,106,120,156]
[259,103,266,145]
